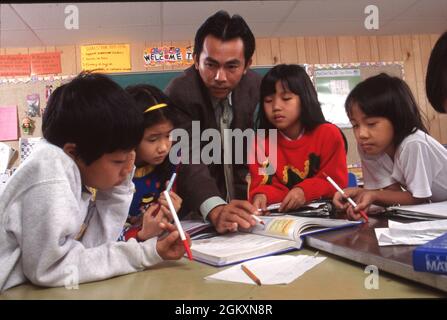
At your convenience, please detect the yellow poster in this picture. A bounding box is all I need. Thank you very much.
[81,44,131,73]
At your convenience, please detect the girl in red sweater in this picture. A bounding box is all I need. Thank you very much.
[249,64,348,213]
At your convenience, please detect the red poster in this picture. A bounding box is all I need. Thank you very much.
[30,52,62,75]
[0,54,30,77]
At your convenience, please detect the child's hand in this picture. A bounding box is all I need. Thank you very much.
[332,187,374,220]
[333,187,362,210]
[158,191,183,213]
[156,222,191,260]
[346,190,376,220]
[252,194,267,214]
[279,187,306,212]
[137,204,171,241]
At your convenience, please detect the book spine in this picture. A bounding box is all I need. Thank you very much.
[413,249,447,274]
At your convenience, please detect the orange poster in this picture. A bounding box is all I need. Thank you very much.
[143,46,194,67]
[0,54,30,77]
[30,52,62,75]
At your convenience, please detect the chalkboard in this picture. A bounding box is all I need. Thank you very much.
[108,66,272,90]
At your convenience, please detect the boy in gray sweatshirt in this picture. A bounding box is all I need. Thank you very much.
[0,72,189,292]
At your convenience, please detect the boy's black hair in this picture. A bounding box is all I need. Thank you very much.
[426,31,447,113]
[42,72,143,165]
[125,84,178,191]
[193,10,255,65]
[345,73,428,148]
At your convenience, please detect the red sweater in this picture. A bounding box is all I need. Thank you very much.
[248,123,348,204]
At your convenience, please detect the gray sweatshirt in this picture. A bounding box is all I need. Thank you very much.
[0,140,163,292]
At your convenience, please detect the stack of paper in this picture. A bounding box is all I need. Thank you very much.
[375,220,447,246]
[205,254,326,285]
[387,202,447,220]
[0,142,16,173]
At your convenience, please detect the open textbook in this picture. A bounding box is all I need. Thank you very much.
[190,215,361,266]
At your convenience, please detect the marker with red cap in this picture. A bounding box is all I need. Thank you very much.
[322,172,369,222]
[163,190,193,260]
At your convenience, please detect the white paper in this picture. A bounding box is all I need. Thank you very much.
[0,142,14,173]
[375,219,447,246]
[205,254,326,285]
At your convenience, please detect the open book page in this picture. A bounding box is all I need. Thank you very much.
[190,233,297,266]
[251,215,361,242]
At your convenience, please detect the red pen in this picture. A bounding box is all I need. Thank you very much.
[323,172,369,222]
[163,191,193,260]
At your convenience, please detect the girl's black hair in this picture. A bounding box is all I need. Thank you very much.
[43,72,143,165]
[345,73,428,148]
[125,84,179,191]
[426,31,447,113]
[257,64,327,132]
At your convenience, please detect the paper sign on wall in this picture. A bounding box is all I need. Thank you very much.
[143,46,193,67]
[0,55,31,77]
[81,44,131,73]
[30,52,62,75]
[0,106,18,141]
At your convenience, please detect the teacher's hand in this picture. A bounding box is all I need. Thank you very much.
[208,200,258,234]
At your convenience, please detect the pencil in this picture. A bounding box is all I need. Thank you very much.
[163,190,193,260]
[166,172,177,192]
[251,214,265,226]
[257,203,281,212]
[322,172,369,222]
[241,264,262,286]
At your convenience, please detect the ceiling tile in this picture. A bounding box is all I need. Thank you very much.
[0,4,28,31]
[34,26,161,46]
[12,2,161,30]
[286,0,418,21]
[397,0,447,19]
[163,1,296,24]
[1,30,42,47]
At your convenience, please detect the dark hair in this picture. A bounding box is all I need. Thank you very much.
[257,64,327,132]
[42,72,143,165]
[125,84,178,190]
[125,84,179,130]
[345,73,428,148]
[426,31,447,113]
[193,10,255,65]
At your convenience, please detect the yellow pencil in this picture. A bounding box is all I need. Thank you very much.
[241,264,262,286]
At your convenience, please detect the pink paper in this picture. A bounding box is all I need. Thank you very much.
[0,106,18,141]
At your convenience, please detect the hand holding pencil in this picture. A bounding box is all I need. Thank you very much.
[324,172,369,222]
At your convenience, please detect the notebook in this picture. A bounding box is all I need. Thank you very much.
[386,201,447,220]
[190,215,361,266]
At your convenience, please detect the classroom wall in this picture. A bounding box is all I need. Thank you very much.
[1,33,446,167]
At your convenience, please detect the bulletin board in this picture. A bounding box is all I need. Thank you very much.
[0,77,73,167]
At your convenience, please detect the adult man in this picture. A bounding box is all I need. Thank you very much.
[165,10,262,233]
